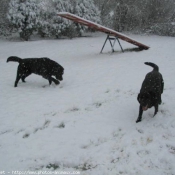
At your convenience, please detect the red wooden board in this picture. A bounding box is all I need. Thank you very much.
[58,12,149,50]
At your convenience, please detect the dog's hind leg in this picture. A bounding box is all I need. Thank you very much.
[154,104,158,116]
[161,79,164,94]
[48,78,52,85]
[21,77,26,82]
[159,95,162,105]
[14,73,21,87]
[136,105,143,123]
[21,72,31,82]
[14,68,21,87]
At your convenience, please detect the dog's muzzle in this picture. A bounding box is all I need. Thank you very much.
[56,75,63,81]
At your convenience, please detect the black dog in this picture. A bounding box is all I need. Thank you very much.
[7,56,64,87]
[136,62,164,123]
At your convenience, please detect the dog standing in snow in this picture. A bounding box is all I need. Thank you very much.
[136,62,164,123]
[7,56,64,87]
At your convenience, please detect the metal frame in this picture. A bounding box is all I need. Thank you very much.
[100,34,124,53]
[58,12,150,51]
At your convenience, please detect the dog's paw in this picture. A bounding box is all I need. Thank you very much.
[55,80,60,85]
[136,119,141,123]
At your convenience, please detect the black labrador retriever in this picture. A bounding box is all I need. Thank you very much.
[7,56,64,87]
[136,62,164,123]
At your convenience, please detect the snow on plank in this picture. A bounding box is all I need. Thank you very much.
[58,12,150,50]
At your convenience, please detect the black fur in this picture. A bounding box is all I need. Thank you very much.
[136,62,164,123]
[7,56,64,87]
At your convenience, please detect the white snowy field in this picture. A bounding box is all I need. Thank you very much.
[0,33,175,175]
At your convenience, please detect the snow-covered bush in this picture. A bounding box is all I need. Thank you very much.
[39,0,101,39]
[38,10,53,38]
[7,0,40,41]
[150,23,175,37]
[74,0,101,36]
[95,0,175,35]
[49,0,75,38]
[113,4,142,32]
[7,0,101,39]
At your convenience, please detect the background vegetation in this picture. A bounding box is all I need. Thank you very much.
[0,0,175,40]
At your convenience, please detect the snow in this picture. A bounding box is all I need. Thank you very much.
[0,33,175,175]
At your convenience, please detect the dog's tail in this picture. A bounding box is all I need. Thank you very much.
[144,62,159,72]
[7,56,22,63]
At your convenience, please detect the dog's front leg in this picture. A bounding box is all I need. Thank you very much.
[136,105,143,123]
[153,104,158,116]
[47,77,59,85]
[43,76,53,85]
[158,93,162,105]
[48,78,52,85]
[21,71,31,83]
[14,77,20,87]
[51,77,59,85]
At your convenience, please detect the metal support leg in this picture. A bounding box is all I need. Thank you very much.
[109,38,114,52]
[100,35,109,53]
[111,38,117,52]
[100,34,124,53]
[116,37,124,52]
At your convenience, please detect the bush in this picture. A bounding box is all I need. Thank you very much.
[7,0,40,41]
[38,0,101,39]
[150,23,175,36]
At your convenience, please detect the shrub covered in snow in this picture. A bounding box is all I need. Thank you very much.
[51,0,74,38]
[6,0,101,40]
[38,10,53,38]
[150,23,175,37]
[7,0,40,41]
[38,0,101,39]
[73,0,101,36]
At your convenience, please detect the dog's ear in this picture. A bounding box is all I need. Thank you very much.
[137,94,140,102]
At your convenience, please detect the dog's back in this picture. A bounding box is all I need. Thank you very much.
[20,58,52,74]
[7,57,63,74]
[140,62,163,94]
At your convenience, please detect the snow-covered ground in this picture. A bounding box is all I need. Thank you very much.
[0,33,175,175]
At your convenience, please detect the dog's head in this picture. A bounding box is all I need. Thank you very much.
[54,66,64,81]
[137,92,155,111]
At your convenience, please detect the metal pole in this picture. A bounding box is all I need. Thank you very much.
[100,35,109,53]
[116,37,124,52]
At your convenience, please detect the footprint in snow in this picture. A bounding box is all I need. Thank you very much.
[65,107,80,113]
[84,102,103,111]
[0,129,13,135]
[54,122,65,129]
[23,133,30,138]
[137,150,150,157]
[136,128,144,134]
[167,145,175,154]
[34,120,51,134]
[93,102,102,108]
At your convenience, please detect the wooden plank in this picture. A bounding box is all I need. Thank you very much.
[58,12,149,50]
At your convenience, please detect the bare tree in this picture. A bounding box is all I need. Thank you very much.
[94,0,175,35]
